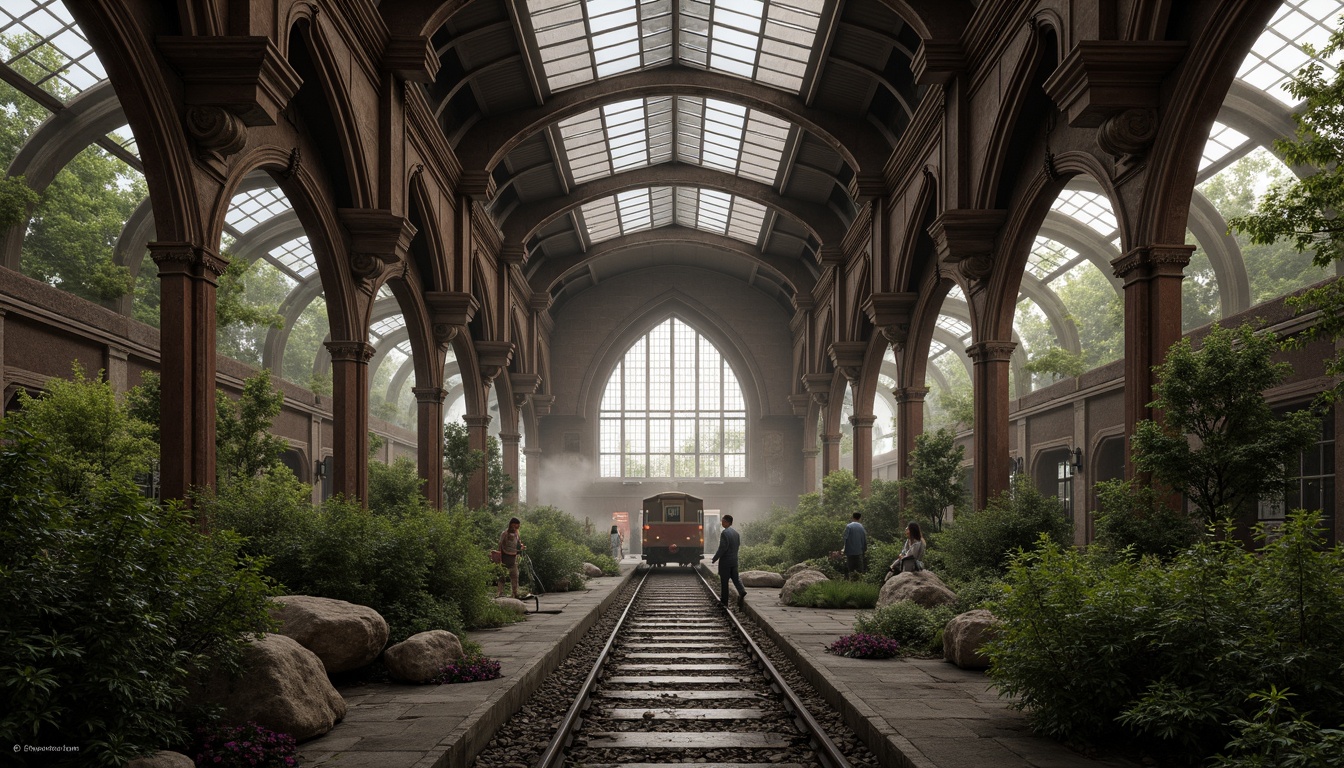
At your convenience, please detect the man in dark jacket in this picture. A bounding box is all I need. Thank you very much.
[712,514,746,607]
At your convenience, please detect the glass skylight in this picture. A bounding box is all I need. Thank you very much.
[226,185,294,233]
[1051,188,1117,238]
[557,95,793,185]
[395,340,413,356]
[929,340,949,359]
[2,1,106,99]
[1237,1,1338,106]
[267,237,317,279]
[107,124,139,159]
[1198,121,1252,173]
[946,284,965,302]
[525,0,823,94]
[1027,236,1078,280]
[935,314,971,339]
[378,285,395,300]
[369,315,405,340]
[578,186,767,245]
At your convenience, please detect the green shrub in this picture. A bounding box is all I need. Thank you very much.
[196,468,315,591]
[1092,478,1200,559]
[864,540,905,583]
[790,580,880,608]
[986,511,1344,761]
[0,423,275,766]
[939,475,1072,579]
[942,574,1003,614]
[778,510,846,566]
[588,552,620,575]
[739,543,786,571]
[853,601,956,656]
[368,456,429,518]
[517,516,589,593]
[1214,687,1344,767]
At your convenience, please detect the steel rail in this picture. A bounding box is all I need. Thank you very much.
[533,567,651,768]
[694,567,852,768]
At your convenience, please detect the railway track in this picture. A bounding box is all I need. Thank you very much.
[535,567,851,768]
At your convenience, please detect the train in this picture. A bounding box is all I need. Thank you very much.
[640,491,705,567]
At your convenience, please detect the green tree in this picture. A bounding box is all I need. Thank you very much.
[12,363,156,497]
[1131,323,1320,521]
[902,427,967,532]
[0,175,38,232]
[215,257,286,366]
[443,420,513,512]
[215,369,290,481]
[1023,346,1088,380]
[1227,23,1344,400]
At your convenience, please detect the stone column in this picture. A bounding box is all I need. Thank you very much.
[1113,244,1193,478]
[150,242,227,503]
[326,340,375,503]
[413,386,447,509]
[967,340,1016,509]
[893,386,928,505]
[821,432,843,480]
[499,431,521,505]
[849,414,877,495]
[463,413,492,510]
[801,448,819,494]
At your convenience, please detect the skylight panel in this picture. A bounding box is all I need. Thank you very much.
[1051,189,1117,238]
[946,284,965,302]
[581,186,765,244]
[395,340,413,356]
[1199,121,1252,173]
[558,97,674,183]
[936,314,971,339]
[226,185,293,233]
[528,0,673,92]
[678,0,822,92]
[676,96,789,183]
[107,124,139,159]
[579,187,674,243]
[1237,1,1338,106]
[1027,236,1078,279]
[2,1,106,99]
[929,340,949,359]
[267,237,317,279]
[369,315,405,340]
[377,285,394,300]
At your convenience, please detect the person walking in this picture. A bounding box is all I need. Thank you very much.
[711,513,746,608]
[888,521,926,576]
[497,517,526,598]
[609,524,623,561]
[842,511,867,580]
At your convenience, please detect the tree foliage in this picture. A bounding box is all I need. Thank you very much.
[215,369,290,482]
[443,420,513,512]
[902,427,967,532]
[1131,323,1319,521]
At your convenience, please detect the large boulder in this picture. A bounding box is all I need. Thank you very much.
[780,569,828,605]
[494,596,527,614]
[270,595,388,673]
[943,609,1002,670]
[783,563,816,579]
[128,752,194,768]
[384,630,465,683]
[198,633,346,742]
[878,570,958,609]
[740,570,786,588]
[583,562,604,577]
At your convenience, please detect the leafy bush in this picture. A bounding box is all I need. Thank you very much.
[942,574,1003,614]
[938,475,1072,580]
[789,580,879,608]
[1092,478,1201,559]
[0,423,275,766]
[853,601,956,656]
[193,721,298,768]
[516,511,589,593]
[739,543,786,571]
[987,511,1344,762]
[368,456,429,518]
[826,633,902,659]
[588,552,620,575]
[864,541,905,584]
[778,510,846,566]
[1214,687,1344,767]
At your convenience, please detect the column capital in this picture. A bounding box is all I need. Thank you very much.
[462,414,492,429]
[149,242,229,280]
[497,431,521,445]
[801,449,820,458]
[1112,244,1194,281]
[802,373,834,406]
[849,415,877,429]
[821,433,843,445]
[788,393,813,416]
[966,340,1017,364]
[411,386,447,403]
[893,386,930,404]
[530,394,556,417]
[325,340,377,363]
[828,341,867,382]
[157,36,301,126]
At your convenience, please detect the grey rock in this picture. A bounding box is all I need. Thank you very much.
[943,609,1002,670]
[878,570,958,609]
[384,629,465,683]
[270,595,388,673]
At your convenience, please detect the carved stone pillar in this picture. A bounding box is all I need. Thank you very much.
[326,340,375,503]
[1113,245,1193,478]
[893,386,929,505]
[801,449,820,494]
[413,386,447,509]
[151,242,227,503]
[499,431,521,505]
[821,432,843,480]
[463,414,492,510]
[849,415,877,495]
[967,340,1016,509]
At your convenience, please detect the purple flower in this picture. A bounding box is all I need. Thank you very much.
[826,632,902,659]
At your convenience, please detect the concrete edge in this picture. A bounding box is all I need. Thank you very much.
[740,597,939,768]
[433,567,639,768]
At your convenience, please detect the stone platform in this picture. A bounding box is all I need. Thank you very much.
[297,563,638,768]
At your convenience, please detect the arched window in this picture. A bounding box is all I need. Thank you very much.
[599,318,746,478]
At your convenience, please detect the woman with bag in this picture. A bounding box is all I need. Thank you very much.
[496,517,525,599]
[888,521,926,577]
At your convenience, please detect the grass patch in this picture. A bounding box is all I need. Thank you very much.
[789,580,880,608]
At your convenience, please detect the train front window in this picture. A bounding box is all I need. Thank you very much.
[599,317,747,479]
[664,505,681,522]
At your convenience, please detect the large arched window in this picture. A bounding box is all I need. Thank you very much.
[600,318,747,479]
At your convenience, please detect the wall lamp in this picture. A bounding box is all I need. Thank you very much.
[315,459,327,481]
[1071,447,1084,474]
[1009,456,1024,475]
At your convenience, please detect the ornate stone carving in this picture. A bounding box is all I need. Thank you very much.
[432,323,459,347]
[148,242,229,279]
[325,340,376,363]
[411,386,447,404]
[1097,108,1157,157]
[828,341,867,383]
[476,340,514,384]
[966,340,1017,364]
[185,105,247,159]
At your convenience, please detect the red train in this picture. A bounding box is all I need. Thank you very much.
[640,491,705,567]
